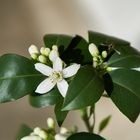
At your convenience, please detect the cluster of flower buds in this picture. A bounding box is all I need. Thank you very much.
[88,43,112,72]
[28,45,59,64]
[21,118,76,140]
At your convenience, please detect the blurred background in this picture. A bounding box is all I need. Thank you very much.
[0,0,140,139]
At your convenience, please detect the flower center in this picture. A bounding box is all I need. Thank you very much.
[50,71,63,83]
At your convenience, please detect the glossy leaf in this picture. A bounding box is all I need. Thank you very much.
[88,31,140,68]
[62,35,92,64]
[62,65,104,110]
[109,69,140,122]
[43,34,73,53]
[0,54,45,103]
[29,88,62,108]
[16,124,32,140]
[67,132,106,140]
[88,31,130,47]
[98,115,111,133]
[54,97,68,126]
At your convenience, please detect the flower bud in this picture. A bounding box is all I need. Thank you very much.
[31,53,38,60]
[88,43,99,57]
[38,55,47,64]
[21,135,42,140]
[106,67,112,72]
[55,134,67,140]
[60,127,68,135]
[52,45,58,51]
[102,51,107,58]
[34,127,42,135]
[93,61,98,68]
[40,47,50,56]
[38,130,48,139]
[49,50,59,62]
[47,117,55,129]
[28,45,39,55]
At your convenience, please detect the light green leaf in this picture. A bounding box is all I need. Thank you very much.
[62,65,104,110]
[98,115,111,133]
[0,54,45,103]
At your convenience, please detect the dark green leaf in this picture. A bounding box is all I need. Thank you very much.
[54,97,68,126]
[109,69,140,122]
[99,115,111,133]
[67,132,106,140]
[16,124,32,140]
[88,31,130,47]
[29,88,62,108]
[62,35,92,64]
[62,65,104,110]
[0,54,45,103]
[88,31,140,68]
[43,34,73,53]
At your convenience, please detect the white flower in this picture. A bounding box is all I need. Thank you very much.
[21,135,42,140]
[35,57,80,97]
[28,45,39,55]
[55,134,67,140]
[88,43,99,57]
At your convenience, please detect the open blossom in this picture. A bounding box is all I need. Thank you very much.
[35,57,80,97]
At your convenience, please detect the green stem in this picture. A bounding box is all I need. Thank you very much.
[80,106,96,133]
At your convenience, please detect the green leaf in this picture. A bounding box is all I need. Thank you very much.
[0,54,45,103]
[54,97,68,126]
[16,124,32,140]
[88,31,140,68]
[43,34,73,53]
[108,49,140,68]
[109,68,140,122]
[67,132,106,140]
[98,115,111,133]
[62,35,92,64]
[29,88,62,108]
[88,31,130,47]
[62,65,104,110]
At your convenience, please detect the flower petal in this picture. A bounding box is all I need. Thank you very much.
[57,79,68,97]
[53,57,63,71]
[35,78,56,94]
[21,135,42,140]
[49,50,59,62]
[35,63,53,76]
[63,64,80,78]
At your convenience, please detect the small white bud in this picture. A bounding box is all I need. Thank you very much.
[40,47,50,56]
[93,61,98,68]
[21,135,42,140]
[60,127,68,135]
[106,67,112,72]
[38,55,47,64]
[38,130,48,139]
[52,45,58,51]
[47,117,55,129]
[102,51,107,58]
[88,43,99,57]
[55,134,67,140]
[31,53,38,60]
[28,45,39,55]
[49,50,59,62]
[34,127,42,135]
